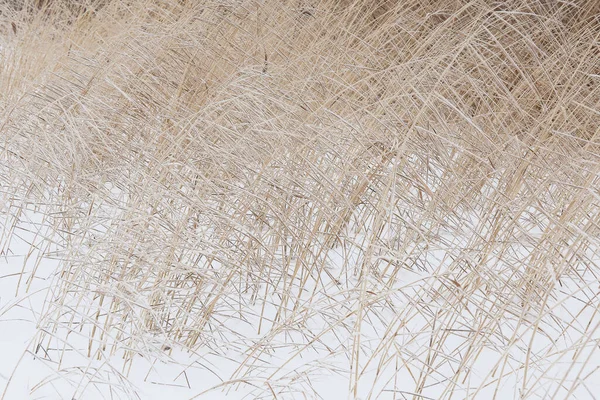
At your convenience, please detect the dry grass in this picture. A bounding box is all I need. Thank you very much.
[1,0,600,398]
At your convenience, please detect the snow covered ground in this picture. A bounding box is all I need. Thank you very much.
[3,205,600,400]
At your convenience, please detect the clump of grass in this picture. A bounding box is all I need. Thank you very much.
[1,0,600,398]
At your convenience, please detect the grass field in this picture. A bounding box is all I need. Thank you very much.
[1,0,600,398]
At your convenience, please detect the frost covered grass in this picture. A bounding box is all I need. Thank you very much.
[1,0,600,399]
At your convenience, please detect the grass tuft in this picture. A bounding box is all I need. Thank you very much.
[1,0,600,398]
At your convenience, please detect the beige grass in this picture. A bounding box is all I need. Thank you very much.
[1,0,600,398]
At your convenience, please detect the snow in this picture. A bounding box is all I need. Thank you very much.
[2,205,600,399]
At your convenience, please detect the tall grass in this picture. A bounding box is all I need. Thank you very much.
[1,0,599,398]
